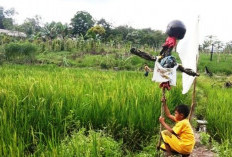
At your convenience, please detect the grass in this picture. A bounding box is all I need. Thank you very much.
[35,50,232,75]
[0,64,191,156]
[198,53,232,75]
[195,74,232,156]
[197,75,232,141]
[0,52,232,156]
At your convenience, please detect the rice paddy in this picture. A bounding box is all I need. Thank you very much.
[0,63,231,156]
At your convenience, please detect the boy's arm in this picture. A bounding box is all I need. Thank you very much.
[159,117,174,133]
[162,98,176,122]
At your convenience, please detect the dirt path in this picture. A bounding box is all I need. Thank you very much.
[190,132,215,157]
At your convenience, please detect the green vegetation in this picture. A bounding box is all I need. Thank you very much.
[198,53,232,75]
[1,6,232,156]
[43,128,123,157]
[0,65,190,156]
[0,63,231,156]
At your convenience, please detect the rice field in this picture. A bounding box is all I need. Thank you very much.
[0,64,231,156]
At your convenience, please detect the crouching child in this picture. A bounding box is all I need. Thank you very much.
[159,98,195,156]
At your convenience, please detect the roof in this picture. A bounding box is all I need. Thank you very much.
[0,29,27,37]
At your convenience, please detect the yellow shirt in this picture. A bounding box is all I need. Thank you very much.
[160,119,195,154]
[173,119,195,147]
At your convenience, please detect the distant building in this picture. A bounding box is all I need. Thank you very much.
[0,29,27,38]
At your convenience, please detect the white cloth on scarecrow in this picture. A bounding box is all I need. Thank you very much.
[152,61,178,86]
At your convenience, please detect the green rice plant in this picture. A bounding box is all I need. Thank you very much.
[198,53,232,75]
[0,64,190,155]
[211,139,232,157]
[197,75,232,155]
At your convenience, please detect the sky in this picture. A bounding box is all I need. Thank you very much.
[1,0,231,43]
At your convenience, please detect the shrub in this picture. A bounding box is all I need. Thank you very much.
[43,129,122,157]
[64,39,74,51]
[4,43,21,59]
[52,39,63,52]
[21,42,37,56]
[4,42,37,60]
[200,132,210,146]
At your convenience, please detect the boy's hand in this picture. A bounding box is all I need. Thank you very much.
[159,116,165,123]
[161,97,166,102]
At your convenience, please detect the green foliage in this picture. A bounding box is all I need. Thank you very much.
[86,25,105,39]
[198,53,232,75]
[198,77,232,141]
[18,15,42,36]
[0,6,16,29]
[211,139,232,157]
[0,34,12,44]
[43,128,123,156]
[200,132,210,146]
[131,136,160,157]
[196,75,232,155]
[70,11,94,36]
[52,39,63,52]
[4,42,21,58]
[64,38,75,51]
[0,65,190,156]
[4,42,37,59]
[41,21,69,39]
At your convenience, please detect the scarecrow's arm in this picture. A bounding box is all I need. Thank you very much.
[177,65,199,76]
[130,48,156,61]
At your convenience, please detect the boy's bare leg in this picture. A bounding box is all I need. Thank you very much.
[164,143,172,157]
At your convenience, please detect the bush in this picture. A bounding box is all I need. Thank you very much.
[4,43,21,59]
[52,39,63,52]
[4,42,37,60]
[64,39,75,51]
[200,132,210,146]
[43,129,122,157]
[21,43,37,56]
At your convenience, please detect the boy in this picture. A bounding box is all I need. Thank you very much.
[159,98,195,156]
[144,64,151,77]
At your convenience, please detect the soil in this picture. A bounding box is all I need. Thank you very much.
[190,132,215,157]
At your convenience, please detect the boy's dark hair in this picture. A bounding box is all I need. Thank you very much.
[175,104,189,118]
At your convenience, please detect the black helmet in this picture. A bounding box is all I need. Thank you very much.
[166,20,186,40]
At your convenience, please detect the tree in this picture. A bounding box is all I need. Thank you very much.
[97,18,111,31]
[18,15,42,36]
[70,11,94,36]
[223,41,232,53]
[41,21,69,39]
[97,18,112,40]
[86,25,105,39]
[41,21,58,39]
[126,28,166,48]
[0,6,16,30]
[214,40,224,52]
[52,22,69,38]
[201,35,217,53]
[110,25,134,42]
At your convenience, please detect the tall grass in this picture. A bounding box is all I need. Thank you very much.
[0,64,190,156]
[198,53,232,75]
[196,75,232,156]
[197,76,232,141]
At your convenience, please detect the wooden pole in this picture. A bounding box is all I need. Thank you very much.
[157,87,166,149]
[188,77,196,120]
[189,55,198,121]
